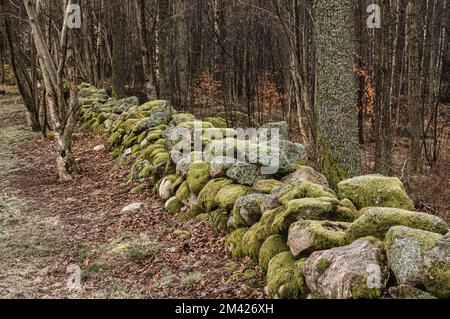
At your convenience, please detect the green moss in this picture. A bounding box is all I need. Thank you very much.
[171,176,185,193]
[198,178,234,212]
[131,183,149,193]
[203,117,228,128]
[209,209,230,234]
[179,205,205,221]
[152,152,169,166]
[316,258,331,275]
[320,138,353,190]
[171,113,196,125]
[337,175,415,210]
[277,180,336,207]
[350,275,382,299]
[186,161,210,194]
[259,235,289,273]
[252,179,283,194]
[266,252,308,299]
[178,121,214,129]
[138,162,153,179]
[346,207,449,243]
[147,130,162,141]
[271,198,340,235]
[215,184,250,211]
[225,228,249,259]
[175,181,191,203]
[242,222,267,261]
[165,197,184,215]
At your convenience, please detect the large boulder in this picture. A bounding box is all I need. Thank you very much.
[266,252,308,299]
[337,175,415,210]
[288,220,350,258]
[385,226,442,286]
[226,162,259,186]
[346,207,449,243]
[277,140,308,166]
[424,233,450,298]
[302,238,385,299]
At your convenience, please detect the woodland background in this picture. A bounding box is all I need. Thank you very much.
[0,0,449,217]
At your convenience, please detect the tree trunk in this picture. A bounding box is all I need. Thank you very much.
[315,0,361,188]
[111,0,127,98]
[408,0,423,172]
[134,0,157,101]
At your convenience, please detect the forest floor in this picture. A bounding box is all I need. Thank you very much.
[0,88,265,299]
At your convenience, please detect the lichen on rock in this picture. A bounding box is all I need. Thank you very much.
[385,226,442,287]
[424,233,450,298]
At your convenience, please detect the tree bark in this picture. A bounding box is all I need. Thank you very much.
[315,0,361,187]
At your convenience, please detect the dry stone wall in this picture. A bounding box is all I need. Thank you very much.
[78,83,450,299]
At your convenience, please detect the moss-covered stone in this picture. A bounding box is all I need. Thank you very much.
[274,179,336,207]
[165,196,184,215]
[152,152,169,167]
[252,179,283,194]
[131,183,149,193]
[385,226,442,286]
[424,233,450,298]
[346,207,449,243]
[226,162,259,186]
[186,161,210,194]
[225,228,249,259]
[203,117,228,128]
[266,252,308,299]
[282,166,329,187]
[288,220,350,258]
[242,222,268,261]
[231,194,279,228]
[259,235,289,273]
[175,181,191,204]
[271,197,357,235]
[178,120,214,129]
[197,178,234,212]
[215,184,250,211]
[337,175,415,210]
[178,205,204,221]
[302,238,384,299]
[171,113,196,125]
[209,209,230,233]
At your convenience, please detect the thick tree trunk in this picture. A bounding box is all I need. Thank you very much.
[315,0,361,187]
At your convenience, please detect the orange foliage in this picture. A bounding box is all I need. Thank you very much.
[253,73,287,114]
[192,72,222,108]
[353,64,375,116]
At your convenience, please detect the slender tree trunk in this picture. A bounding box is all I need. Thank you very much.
[408,0,423,172]
[111,0,127,98]
[134,0,157,101]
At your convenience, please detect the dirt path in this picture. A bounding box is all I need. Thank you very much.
[0,89,264,299]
